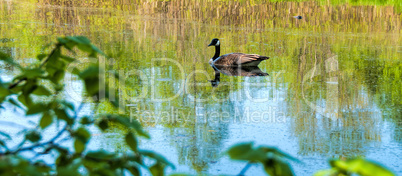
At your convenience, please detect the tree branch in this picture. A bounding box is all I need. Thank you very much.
[4,125,68,155]
[237,162,253,176]
[8,43,62,89]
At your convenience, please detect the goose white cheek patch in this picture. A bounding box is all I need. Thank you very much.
[216,40,220,46]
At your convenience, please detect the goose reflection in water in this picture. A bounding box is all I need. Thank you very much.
[209,65,269,87]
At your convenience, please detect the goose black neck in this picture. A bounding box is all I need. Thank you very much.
[212,45,220,61]
[214,70,220,81]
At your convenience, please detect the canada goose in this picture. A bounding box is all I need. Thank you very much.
[293,15,302,19]
[208,38,269,67]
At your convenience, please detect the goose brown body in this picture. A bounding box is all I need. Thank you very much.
[211,53,269,66]
[208,38,269,67]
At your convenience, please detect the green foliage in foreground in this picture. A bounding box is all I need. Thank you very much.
[227,142,297,176]
[315,158,395,176]
[227,143,395,176]
[0,36,396,176]
[0,36,173,175]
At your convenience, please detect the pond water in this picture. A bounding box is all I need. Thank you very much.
[1,0,401,175]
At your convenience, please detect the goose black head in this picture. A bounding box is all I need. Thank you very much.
[208,38,220,47]
[293,15,302,19]
[209,80,220,87]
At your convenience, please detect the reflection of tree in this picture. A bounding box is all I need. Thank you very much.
[358,52,402,144]
[172,104,230,173]
[288,37,386,157]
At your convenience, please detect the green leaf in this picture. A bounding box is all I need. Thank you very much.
[46,47,61,64]
[54,108,73,125]
[71,67,80,75]
[73,127,91,153]
[331,158,394,176]
[82,158,108,171]
[263,156,294,176]
[21,79,38,95]
[79,66,100,96]
[259,146,300,162]
[23,68,45,79]
[60,55,76,63]
[77,44,93,53]
[33,160,52,173]
[26,131,41,143]
[139,150,174,168]
[39,112,53,129]
[74,127,91,143]
[227,143,296,163]
[49,70,65,84]
[125,165,140,176]
[83,77,99,96]
[313,169,339,176]
[12,157,44,176]
[56,158,81,176]
[18,94,32,107]
[96,118,109,131]
[227,142,254,160]
[227,142,266,162]
[58,100,75,110]
[0,51,21,69]
[110,115,150,138]
[45,66,57,77]
[57,37,69,44]
[0,84,12,97]
[88,52,97,58]
[32,85,52,96]
[74,139,85,153]
[91,45,106,56]
[79,66,99,79]
[36,54,47,61]
[85,150,116,160]
[66,36,91,45]
[57,36,106,57]
[150,163,165,176]
[7,97,22,109]
[80,116,93,125]
[125,132,138,152]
